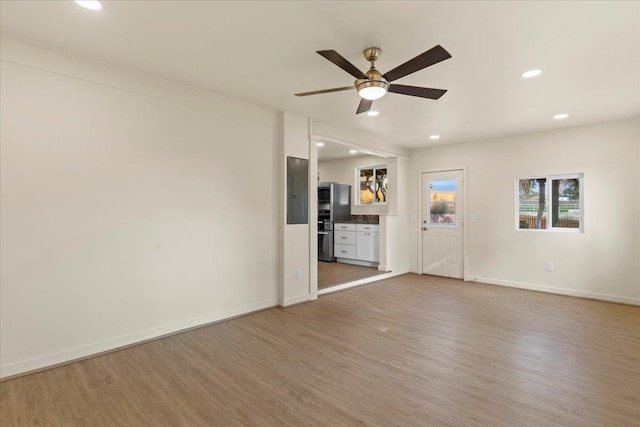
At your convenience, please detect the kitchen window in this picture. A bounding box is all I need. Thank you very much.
[516,174,583,232]
[357,166,387,205]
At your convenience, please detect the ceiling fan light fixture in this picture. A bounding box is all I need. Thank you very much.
[75,0,102,10]
[356,80,389,100]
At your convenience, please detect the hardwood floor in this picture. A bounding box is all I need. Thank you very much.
[1,274,639,426]
[318,260,386,289]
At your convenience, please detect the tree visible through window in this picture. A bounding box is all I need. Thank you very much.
[517,174,583,231]
[359,166,387,204]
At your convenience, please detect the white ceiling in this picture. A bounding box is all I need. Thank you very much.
[1,1,638,149]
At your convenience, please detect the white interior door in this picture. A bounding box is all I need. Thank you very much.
[422,170,464,278]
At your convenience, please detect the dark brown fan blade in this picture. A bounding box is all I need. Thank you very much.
[356,98,373,114]
[294,86,354,96]
[317,50,368,80]
[383,45,451,82]
[388,84,447,99]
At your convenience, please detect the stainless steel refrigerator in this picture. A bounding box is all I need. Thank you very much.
[317,182,351,261]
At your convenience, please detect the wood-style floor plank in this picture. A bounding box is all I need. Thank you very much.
[318,260,386,289]
[1,274,639,426]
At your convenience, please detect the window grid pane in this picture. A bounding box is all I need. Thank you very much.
[359,168,374,205]
[518,178,547,229]
[429,179,456,225]
[551,178,580,229]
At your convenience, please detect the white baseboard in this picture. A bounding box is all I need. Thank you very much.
[0,297,277,379]
[318,269,409,296]
[472,276,639,306]
[281,293,311,307]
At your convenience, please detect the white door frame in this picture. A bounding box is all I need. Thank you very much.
[417,167,469,281]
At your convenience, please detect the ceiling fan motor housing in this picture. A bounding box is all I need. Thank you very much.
[355,72,389,93]
[355,48,389,97]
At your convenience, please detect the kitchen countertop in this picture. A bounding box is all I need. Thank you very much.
[336,220,379,224]
[336,215,379,225]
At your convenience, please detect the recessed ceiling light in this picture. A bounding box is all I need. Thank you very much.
[367,111,379,117]
[75,0,102,10]
[316,142,324,147]
[522,69,542,78]
[349,150,358,154]
[430,135,440,140]
[554,113,569,120]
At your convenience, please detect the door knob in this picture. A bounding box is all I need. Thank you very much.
[422,227,428,231]
[423,220,427,224]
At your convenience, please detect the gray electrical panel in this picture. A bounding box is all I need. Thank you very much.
[286,156,308,224]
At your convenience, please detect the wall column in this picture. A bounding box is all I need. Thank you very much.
[279,113,312,306]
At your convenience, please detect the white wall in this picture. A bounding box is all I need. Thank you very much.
[409,117,640,304]
[0,38,281,377]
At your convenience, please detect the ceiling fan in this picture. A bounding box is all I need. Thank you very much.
[295,45,451,114]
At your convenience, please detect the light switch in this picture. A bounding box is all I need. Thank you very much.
[471,214,477,222]
[409,214,417,221]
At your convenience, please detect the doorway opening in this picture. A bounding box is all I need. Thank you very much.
[313,137,395,293]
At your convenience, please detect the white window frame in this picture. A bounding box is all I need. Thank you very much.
[515,173,584,233]
[356,165,388,205]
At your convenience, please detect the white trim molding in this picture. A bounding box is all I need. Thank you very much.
[281,293,312,307]
[318,270,408,296]
[473,277,640,306]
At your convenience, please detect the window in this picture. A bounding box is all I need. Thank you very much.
[429,179,457,225]
[358,166,387,204]
[517,174,583,232]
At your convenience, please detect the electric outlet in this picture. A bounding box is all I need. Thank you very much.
[546,262,554,272]
[296,268,302,279]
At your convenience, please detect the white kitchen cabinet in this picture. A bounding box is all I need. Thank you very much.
[334,243,356,259]
[356,231,379,262]
[334,230,356,245]
[356,224,379,233]
[335,223,356,231]
[334,223,379,265]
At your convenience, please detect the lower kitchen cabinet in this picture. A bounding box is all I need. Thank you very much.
[334,223,379,265]
[334,243,356,259]
[356,231,379,262]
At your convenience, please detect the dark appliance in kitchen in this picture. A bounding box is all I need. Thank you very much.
[318,182,351,261]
